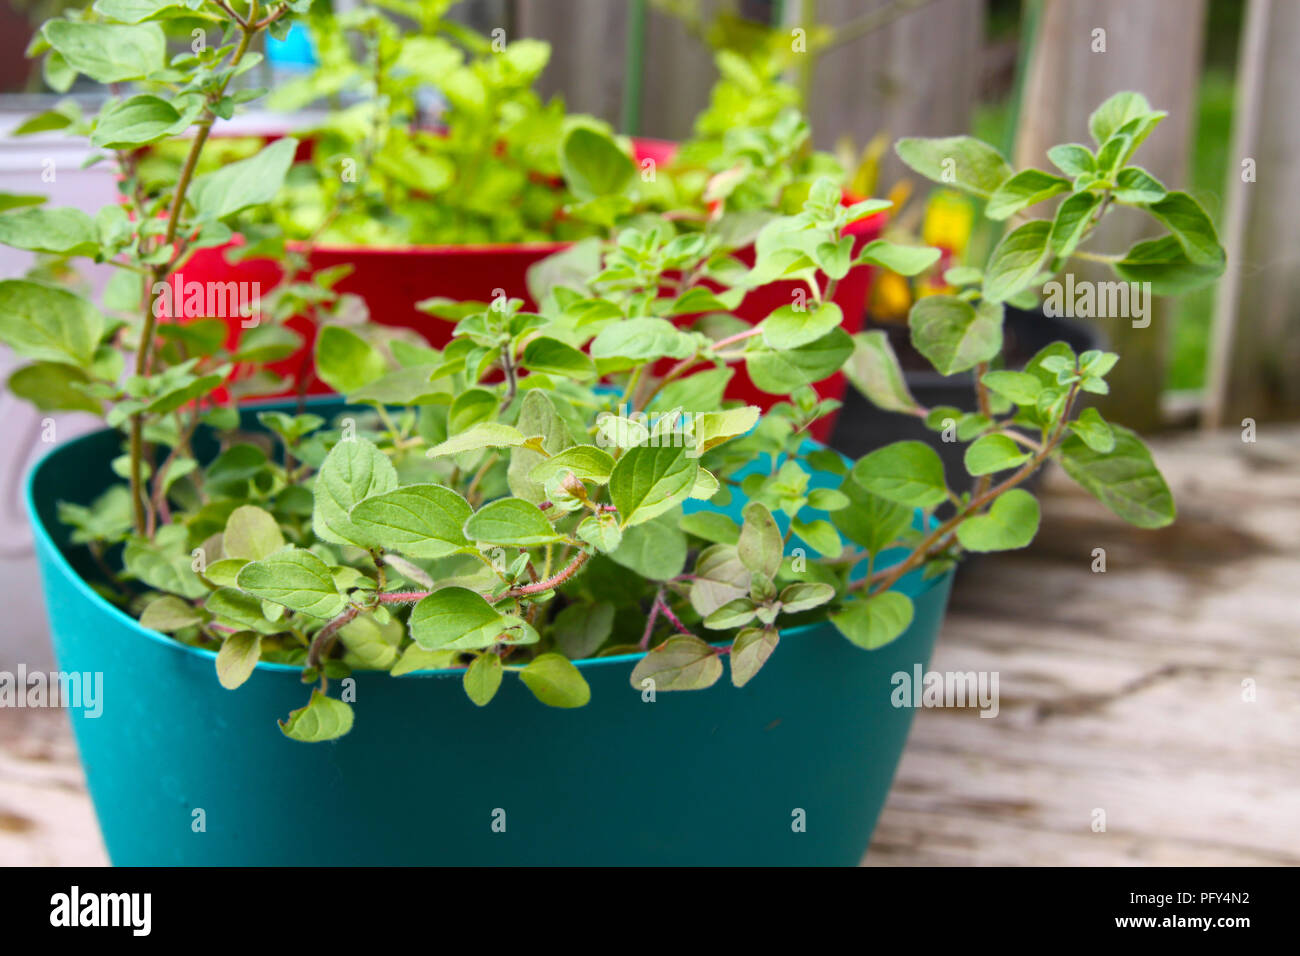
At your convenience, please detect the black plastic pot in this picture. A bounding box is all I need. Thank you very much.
[830,307,1104,489]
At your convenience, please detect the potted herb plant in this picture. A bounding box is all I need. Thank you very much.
[4,1,1217,865]
[135,1,889,433]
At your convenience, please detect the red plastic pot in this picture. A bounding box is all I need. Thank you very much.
[180,138,884,438]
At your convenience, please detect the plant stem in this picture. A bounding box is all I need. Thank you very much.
[126,5,260,535]
[855,381,1081,597]
[639,325,764,410]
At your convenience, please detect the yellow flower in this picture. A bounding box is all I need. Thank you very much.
[921,190,975,255]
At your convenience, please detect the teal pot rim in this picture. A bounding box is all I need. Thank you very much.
[24,397,951,682]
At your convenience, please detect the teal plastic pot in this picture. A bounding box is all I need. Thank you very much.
[26,404,953,866]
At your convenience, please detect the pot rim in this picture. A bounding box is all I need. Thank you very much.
[24,405,951,680]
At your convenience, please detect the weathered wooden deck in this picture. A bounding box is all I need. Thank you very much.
[3,426,1298,866]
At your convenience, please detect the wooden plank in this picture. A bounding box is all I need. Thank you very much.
[1207,0,1300,424]
[514,0,629,128]
[1014,0,1208,433]
[805,0,984,185]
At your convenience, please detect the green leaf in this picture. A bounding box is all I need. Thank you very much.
[629,635,723,691]
[347,365,447,406]
[392,645,458,676]
[190,137,298,221]
[93,0,184,24]
[608,443,698,528]
[8,362,100,413]
[832,475,913,555]
[91,94,190,148]
[685,543,748,617]
[233,325,303,364]
[552,601,614,660]
[0,207,98,256]
[315,325,387,394]
[464,653,504,706]
[577,512,623,552]
[43,20,165,83]
[983,220,1051,303]
[1113,235,1224,295]
[894,135,1013,198]
[530,445,614,484]
[845,330,918,413]
[762,301,844,350]
[279,690,354,742]
[521,336,596,379]
[560,125,635,201]
[589,317,695,361]
[349,484,473,557]
[312,438,398,548]
[1049,191,1102,260]
[691,406,760,454]
[123,529,206,599]
[222,505,285,561]
[831,592,914,649]
[139,595,203,632]
[851,440,948,508]
[1144,191,1224,266]
[779,582,835,613]
[964,434,1031,476]
[746,326,853,394]
[337,614,401,670]
[508,389,574,503]
[1046,143,1094,178]
[980,370,1043,406]
[730,627,778,688]
[1089,91,1153,145]
[1058,425,1174,528]
[1114,166,1167,204]
[216,632,261,690]
[520,653,592,707]
[409,587,509,651]
[1067,407,1115,453]
[207,587,279,633]
[0,280,103,368]
[985,169,1071,220]
[236,547,346,619]
[464,497,562,546]
[648,366,733,413]
[679,511,740,545]
[854,239,942,275]
[737,501,781,579]
[955,488,1041,552]
[608,511,687,580]
[908,295,1003,375]
[790,517,842,558]
[427,422,526,458]
[449,388,497,433]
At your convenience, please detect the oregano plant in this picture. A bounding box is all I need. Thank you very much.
[0,9,1214,749]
